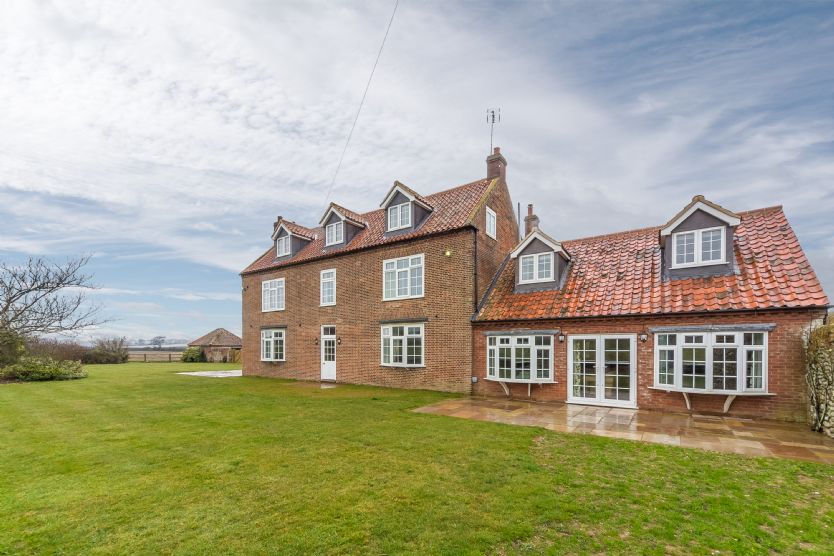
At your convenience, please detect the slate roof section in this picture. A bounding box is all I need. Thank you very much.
[243,177,495,274]
[475,206,829,321]
[189,328,243,347]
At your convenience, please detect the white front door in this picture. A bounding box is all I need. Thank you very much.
[320,325,336,381]
[567,334,637,408]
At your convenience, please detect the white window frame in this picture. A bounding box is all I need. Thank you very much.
[671,226,725,269]
[325,221,344,246]
[261,278,285,312]
[485,335,554,383]
[260,328,286,362]
[652,331,768,394]
[276,235,291,257]
[382,254,424,301]
[567,334,637,408]
[387,202,411,231]
[486,206,497,239]
[380,323,424,368]
[518,252,554,284]
[320,269,336,306]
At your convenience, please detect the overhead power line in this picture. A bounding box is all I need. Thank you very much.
[324,0,399,205]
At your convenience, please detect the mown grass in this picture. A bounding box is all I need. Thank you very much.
[1,362,832,554]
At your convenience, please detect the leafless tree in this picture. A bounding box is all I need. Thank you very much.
[150,336,166,350]
[0,256,102,337]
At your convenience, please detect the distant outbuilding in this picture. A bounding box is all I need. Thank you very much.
[188,328,242,363]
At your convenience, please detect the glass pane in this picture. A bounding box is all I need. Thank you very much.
[392,326,404,336]
[397,270,409,296]
[675,232,695,264]
[322,326,335,336]
[388,206,398,228]
[520,256,534,281]
[384,270,396,299]
[712,347,738,390]
[537,253,552,280]
[536,348,551,379]
[572,339,596,399]
[715,334,735,344]
[701,229,722,261]
[681,347,707,389]
[498,347,512,379]
[400,204,411,226]
[410,265,423,296]
[382,338,390,364]
[407,337,422,365]
[392,338,403,363]
[514,347,531,380]
[487,347,495,376]
[744,333,764,346]
[658,348,675,386]
[745,350,764,389]
[604,338,630,400]
[324,339,336,362]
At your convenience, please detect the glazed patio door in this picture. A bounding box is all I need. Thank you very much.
[568,335,636,408]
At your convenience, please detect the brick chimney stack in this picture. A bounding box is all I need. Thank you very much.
[486,147,507,181]
[273,216,283,232]
[524,204,539,236]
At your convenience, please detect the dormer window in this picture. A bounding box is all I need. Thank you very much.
[276,235,290,257]
[388,202,411,231]
[519,252,553,283]
[325,221,344,246]
[672,227,725,268]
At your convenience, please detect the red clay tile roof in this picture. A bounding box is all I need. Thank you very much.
[476,206,829,321]
[243,177,496,274]
[277,220,316,240]
[189,328,243,347]
[327,202,367,227]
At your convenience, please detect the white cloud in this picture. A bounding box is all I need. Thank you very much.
[0,0,832,337]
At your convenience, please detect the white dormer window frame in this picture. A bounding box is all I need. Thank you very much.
[388,202,411,231]
[276,235,291,257]
[325,221,344,246]
[486,206,497,239]
[519,252,554,284]
[671,226,725,269]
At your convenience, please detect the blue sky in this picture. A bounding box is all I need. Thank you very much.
[1,1,832,343]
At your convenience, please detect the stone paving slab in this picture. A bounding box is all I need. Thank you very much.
[414,397,834,464]
[177,370,242,378]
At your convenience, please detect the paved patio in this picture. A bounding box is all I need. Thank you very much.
[414,397,834,464]
[177,370,242,378]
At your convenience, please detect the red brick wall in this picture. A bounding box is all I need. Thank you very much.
[472,178,519,303]
[241,230,488,393]
[472,309,825,421]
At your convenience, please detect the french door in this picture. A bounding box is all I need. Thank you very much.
[567,335,637,408]
[320,325,336,381]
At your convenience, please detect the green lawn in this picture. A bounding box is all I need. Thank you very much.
[1,363,832,555]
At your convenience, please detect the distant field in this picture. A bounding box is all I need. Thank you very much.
[127,351,183,362]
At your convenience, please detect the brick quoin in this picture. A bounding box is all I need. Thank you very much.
[472,308,826,421]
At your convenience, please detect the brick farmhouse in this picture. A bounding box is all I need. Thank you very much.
[241,149,829,421]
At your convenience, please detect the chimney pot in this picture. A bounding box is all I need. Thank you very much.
[527,204,533,217]
[494,147,501,154]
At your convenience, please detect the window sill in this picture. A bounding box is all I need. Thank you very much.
[261,359,286,363]
[382,295,425,302]
[319,303,336,307]
[381,364,425,369]
[670,260,726,270]
[262,308,285,313]
[649,386,772,396]
[518,278,555,285]
[485,377,556,384]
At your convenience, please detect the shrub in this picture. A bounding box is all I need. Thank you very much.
[1,356,87,382]
[25,337,87,362]
[805,323,834,437]
[83,337,129,364]
[181,347,205,362]
[0,327,25,367]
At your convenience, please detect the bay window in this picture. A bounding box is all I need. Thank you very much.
[383,254,424,300]
[261,329,285,361]
[381,324,424,367]
[653,330,767,393]
[486,335,553,383]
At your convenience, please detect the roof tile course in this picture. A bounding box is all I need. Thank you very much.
[243,178,494,274]
[476,206,828,321]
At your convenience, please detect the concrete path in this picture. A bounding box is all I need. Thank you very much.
[415,397,834,464]
[177,370,242,378]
